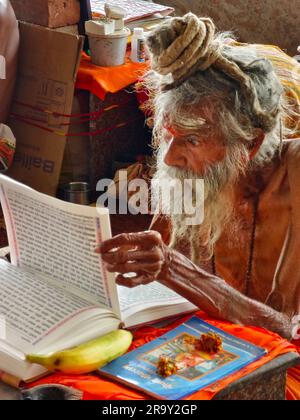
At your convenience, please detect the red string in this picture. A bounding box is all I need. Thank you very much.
[13,98,136,119]
[11,115,57,135]
[10,114,143,138]
[11,104,137,126]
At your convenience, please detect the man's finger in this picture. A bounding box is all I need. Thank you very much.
[101,248,163,265]
[98,231,162,254]
[105,260,163,274]
[115,273,154,288]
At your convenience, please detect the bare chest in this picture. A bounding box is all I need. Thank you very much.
[214,168,290,303]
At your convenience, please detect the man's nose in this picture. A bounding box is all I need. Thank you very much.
[164,140,187,168]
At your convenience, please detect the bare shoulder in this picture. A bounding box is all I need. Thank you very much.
[284,139,300,165]
[283,139,300,196]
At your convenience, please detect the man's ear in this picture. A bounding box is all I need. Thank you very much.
[249,128,265,160]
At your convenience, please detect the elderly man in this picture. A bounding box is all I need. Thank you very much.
[99,14,300,399]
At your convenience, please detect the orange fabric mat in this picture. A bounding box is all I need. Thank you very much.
[75,53,149,100]
[27,311,299,400]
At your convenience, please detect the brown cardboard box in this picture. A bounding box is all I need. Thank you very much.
[10,0,80,29]
[7,21,83,196]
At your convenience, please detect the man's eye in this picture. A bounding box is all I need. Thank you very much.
[186,137,200,146]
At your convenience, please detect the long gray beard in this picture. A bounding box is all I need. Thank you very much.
[152,141,249,263]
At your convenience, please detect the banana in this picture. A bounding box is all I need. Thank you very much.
[26,329,133,374]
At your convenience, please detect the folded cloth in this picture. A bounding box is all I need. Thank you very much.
[26,311,298,400]
[287,336,300,400]
[75,53,149,100]
[287,365,300,400]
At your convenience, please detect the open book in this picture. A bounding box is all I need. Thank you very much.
[0,175,196,382]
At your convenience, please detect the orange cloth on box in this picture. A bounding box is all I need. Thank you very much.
[287,366,300,400]
[287,337,300,400]
[26,311,299,400]
[75,53,149,100]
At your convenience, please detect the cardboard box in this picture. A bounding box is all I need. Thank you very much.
[10,0,80,29]
[7,21,83,196]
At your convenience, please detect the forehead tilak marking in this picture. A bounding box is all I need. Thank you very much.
[166,113,208,131]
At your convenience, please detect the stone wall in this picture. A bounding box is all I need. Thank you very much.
[158,0,300,55]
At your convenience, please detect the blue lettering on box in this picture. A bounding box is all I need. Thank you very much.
[14,152,55,173]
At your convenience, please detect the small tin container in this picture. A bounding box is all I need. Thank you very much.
[63,182,91,205]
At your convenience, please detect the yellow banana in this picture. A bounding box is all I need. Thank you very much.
[26,329,133,374]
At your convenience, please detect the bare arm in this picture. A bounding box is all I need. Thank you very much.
[159,245,292,338]
[98,231,293,339]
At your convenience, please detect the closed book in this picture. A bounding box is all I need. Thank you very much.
[99,316,267,400]
[91,0,174,22]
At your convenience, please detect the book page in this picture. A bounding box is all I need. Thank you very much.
[0,259,99,352]
[118,281,191,316]
[118,282,187,309]
[118,282,197,326]
[0,175,120,316]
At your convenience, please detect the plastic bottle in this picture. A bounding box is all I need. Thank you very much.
[130,28,146,63]
[293,46,300,62]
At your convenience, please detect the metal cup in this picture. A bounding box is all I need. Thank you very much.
[63,182,91,205]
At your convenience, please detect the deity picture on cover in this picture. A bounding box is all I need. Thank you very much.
[141,333,238,381]
[99,317,267,400]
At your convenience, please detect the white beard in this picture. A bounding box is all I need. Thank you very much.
[152,140,249,262]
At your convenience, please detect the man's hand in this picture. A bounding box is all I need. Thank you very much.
[96,231,169,287]
[96,230,293,338]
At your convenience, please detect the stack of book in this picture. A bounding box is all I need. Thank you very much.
[90,0,174,31]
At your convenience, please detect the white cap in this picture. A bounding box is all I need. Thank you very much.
[105,3,126,19]
[85,19,115,36]
[133,27,144,36]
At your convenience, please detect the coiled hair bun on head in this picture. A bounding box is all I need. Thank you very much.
[146,13,283,133]
[146,13,220,90]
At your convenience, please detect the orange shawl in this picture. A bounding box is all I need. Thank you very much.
[27,311,299,400]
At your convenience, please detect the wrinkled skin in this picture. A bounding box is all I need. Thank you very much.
[99,231,167,287]
[97,122,292,340]
[98,230,292,339]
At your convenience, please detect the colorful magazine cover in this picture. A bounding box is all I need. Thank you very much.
[99,316,267,400]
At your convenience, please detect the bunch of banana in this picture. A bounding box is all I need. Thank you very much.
[26,329,133,374]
